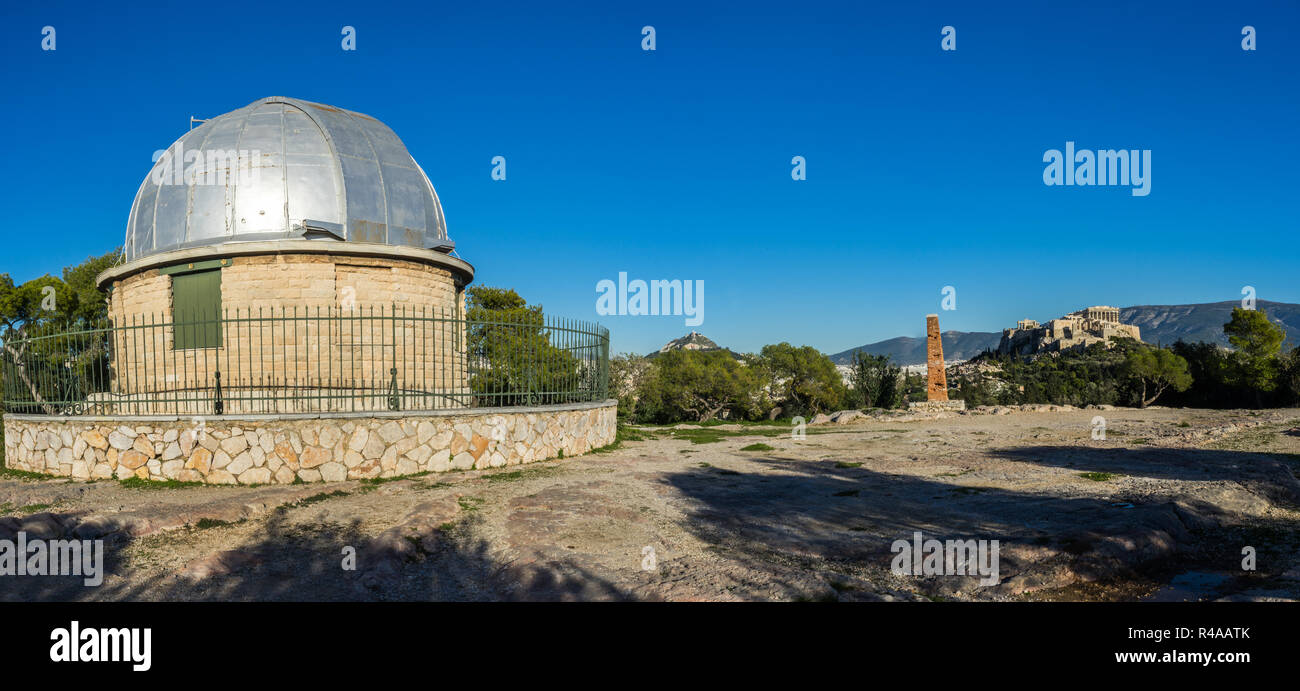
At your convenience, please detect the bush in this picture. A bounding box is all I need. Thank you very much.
[635,350,765,423]
[756,343,845,417]
[845,352,901,409]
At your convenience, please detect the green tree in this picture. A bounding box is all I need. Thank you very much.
[465,285,532,317]
[848,351,901,409]
[609,353,652,420]
[970,343,1141,408]
[638,350,763,422]
[757,342,845,416]
[1165,341,1243,408]
[0,248,120,337]
[1122,348,1192,408]
[60,250,121,324]
[0,274,70,335]
[1,249,121,416]
[953,374,995,407]
[1223,307,1286,407]
[901,368,928,405]
[464,285,587,406]
[1280,348,1300,406]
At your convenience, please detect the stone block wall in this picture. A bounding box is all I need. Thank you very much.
[2,401,617,485]
[107,253,462,321]
[907,400,966,413]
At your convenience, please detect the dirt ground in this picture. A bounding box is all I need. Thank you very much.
[3,406,1299,602]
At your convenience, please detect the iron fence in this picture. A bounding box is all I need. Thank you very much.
[1,307,609,416]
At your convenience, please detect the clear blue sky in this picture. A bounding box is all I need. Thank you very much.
[2,0,1297,356]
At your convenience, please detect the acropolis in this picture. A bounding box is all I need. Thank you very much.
[997,306,1141,355]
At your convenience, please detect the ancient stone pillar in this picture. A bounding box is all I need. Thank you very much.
[926,314,948,401]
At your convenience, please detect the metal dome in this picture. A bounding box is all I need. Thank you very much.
[125,97,451,262]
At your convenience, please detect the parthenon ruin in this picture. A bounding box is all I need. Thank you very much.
[998,305,1141,356]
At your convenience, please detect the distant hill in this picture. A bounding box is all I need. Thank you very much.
[829,332,999,366]
[645,332,743,360]
[832,301,1300,366]
[1120,301,1299,348]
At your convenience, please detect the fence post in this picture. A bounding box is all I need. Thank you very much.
[601,330,610,400]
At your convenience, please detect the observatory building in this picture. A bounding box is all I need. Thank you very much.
[3,97,614,484]
[99,97,473,411]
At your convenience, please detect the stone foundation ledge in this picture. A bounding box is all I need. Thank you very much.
[2,400,617,485]
[906,400,967,413]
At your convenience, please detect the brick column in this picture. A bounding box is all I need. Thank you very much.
[926,314,948,401]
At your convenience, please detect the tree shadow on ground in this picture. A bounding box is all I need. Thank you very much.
[2,508,634,602]
[658,451,1300,600]
[8,443,1300,602]
[986,445,1300,506]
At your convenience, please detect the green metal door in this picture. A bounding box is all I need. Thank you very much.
[172,269,222,349]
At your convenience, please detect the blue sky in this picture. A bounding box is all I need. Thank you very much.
[2,0,1297,356]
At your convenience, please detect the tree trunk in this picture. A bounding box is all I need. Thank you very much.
[3,341,58,415]
[1141,381,1168,408]
[698,404,725,423]
[689,393,726,423]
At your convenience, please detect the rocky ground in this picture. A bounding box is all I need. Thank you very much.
[3,405,1298,601]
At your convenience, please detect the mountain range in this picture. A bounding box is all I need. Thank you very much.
[827,301,1300,365]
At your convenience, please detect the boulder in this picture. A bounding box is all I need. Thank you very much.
[830,410,866,424]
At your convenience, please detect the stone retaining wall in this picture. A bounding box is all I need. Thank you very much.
[2,401,616,485]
